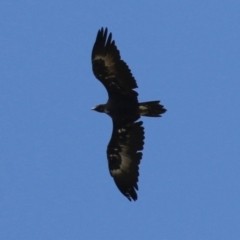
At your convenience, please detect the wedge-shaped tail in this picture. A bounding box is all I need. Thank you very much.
[139,101,167,117]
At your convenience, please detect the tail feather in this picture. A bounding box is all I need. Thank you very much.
[139,101,167,117]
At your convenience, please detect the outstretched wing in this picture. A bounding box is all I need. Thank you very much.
[107,121,145,201]
[92,28,138,98]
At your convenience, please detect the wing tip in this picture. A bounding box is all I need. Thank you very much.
[121,187,138,201]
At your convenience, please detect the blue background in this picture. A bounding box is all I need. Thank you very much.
[1,1,239,239]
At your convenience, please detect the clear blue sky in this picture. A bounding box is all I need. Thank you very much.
[1,1,239,239]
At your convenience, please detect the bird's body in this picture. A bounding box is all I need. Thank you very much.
[91,28,166,201]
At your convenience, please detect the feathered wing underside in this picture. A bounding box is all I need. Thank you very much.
[91,28,167,201]
[107,121,145,201]
[91,28,138,97]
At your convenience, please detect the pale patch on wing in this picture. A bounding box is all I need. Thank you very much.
[118,128,127,133]
[93,55,117,80]
[91,28,138,95]
[107,121,144,201]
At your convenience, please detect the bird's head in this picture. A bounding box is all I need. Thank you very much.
[91,104,106,113]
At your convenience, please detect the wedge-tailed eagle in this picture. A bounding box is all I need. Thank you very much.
[91,28,166,201]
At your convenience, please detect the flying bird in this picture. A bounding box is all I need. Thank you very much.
[91,28,166,201]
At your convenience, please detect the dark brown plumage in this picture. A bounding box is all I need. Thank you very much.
[91,28,166,201]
